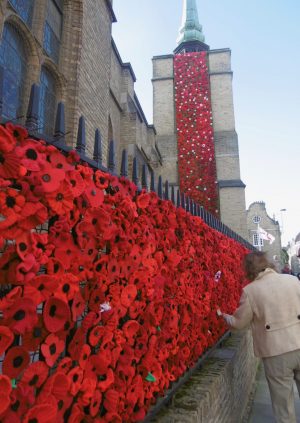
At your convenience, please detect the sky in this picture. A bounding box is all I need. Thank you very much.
[112,0,300,246]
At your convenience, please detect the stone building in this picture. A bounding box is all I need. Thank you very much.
[0,0,161,173]
[0,0,247,237]
[246,201,283,269]
[153,0,247,238]
[287,234,300,275]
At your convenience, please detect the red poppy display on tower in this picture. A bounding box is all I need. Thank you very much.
[174,52,219,215]
[0,123,248,420]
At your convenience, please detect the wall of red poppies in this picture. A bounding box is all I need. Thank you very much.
[0,124,248,422]
[174,52,219,216]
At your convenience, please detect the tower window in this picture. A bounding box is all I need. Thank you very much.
[43,0,63,64]
[253,233,264,247]
[8,0,34,27]
[39,67,56,136]
[0,24,27,122]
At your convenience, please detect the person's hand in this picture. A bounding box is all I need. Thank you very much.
[222,313,234,326]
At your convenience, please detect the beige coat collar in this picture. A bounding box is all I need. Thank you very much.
[255,267,277,281]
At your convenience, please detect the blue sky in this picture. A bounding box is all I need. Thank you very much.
[112,0,300,246]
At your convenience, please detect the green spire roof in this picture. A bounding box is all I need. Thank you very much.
[177,0,205,46]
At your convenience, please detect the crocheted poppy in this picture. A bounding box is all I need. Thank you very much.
[89,288,105,312]
[71,292,86,321]
[136,192,150,209]
[20,361,49,388]
[90,389,102,417]
[48,149,73,172]
[41,334,65,367]
[0,393,11,416]
[68,366,84,396]
[103,389,119,413]
[46,181,74,215]
[56,273,79,302]
[94,169,109,189]
[0,325,14,355]
[67,327,86,361]
[22,315,48,351]
[97,367,115,393]
[0,150,25,179]
[15,139,46,171]
[120,284,137,308]
[122,320,140,345]
[0,188,25,217]
[86,349,112,377]
[23,404,57,423]
[0,374,12,397]
[42,371,71,400]
[27,274,59,303]
[4,297,37,335]
[43,297,71,333]
[56,357,73,374]
[66,169,86,197]
[0,124,16,152]
[79,344,91,370]
[53,236,79,270]
[36,162,65,193]
[18,201,48,231]
[15,253,40,285]
[82,181,104,208]
[2,346,30,378]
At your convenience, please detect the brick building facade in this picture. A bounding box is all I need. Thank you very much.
[246,201,283,269]
[0,0,247,237]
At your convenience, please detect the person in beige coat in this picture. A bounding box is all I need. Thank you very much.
[221,251,300,423]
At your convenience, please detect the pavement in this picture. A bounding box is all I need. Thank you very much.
[248,363,300,422]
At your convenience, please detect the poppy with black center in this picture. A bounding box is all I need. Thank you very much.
[20,361,48,389]
[0,325,14,355]
[43,296,71,333]
[4,298,37,335]
[2,346,30,379]
[41,333,65,367]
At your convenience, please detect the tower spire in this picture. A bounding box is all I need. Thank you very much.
[175,0,208,53]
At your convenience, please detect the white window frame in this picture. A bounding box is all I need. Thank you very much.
[253,233,264,247]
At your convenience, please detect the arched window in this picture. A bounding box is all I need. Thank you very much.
[43,0,63,64]
[0,24,27,121]
[8,0,34,27]
[39,67,56,136]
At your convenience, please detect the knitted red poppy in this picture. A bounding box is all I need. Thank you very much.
[2,346,30,378]
[43,297,71,333]
[0,326,14,355]
[4,297,37,335]
[41,334,65,367]
[20,361,49,389]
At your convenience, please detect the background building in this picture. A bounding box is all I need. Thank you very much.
[287,234,300,275]
[246,201,283,269]
[0,0,247,237]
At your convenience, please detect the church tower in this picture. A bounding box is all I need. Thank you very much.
[152,0,247,238]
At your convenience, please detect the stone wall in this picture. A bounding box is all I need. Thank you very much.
[152,55,178,184]
[209,49,247,239]
[152,330,258,423]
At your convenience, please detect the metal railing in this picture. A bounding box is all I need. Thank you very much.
[0,76,255,251]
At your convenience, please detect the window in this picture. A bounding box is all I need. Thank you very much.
[252,215,261,224]
[8,0,34,27]
[253,233,264,247]
[0,24,27,121]
[43,0,63,64]
[39,67,56,136]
